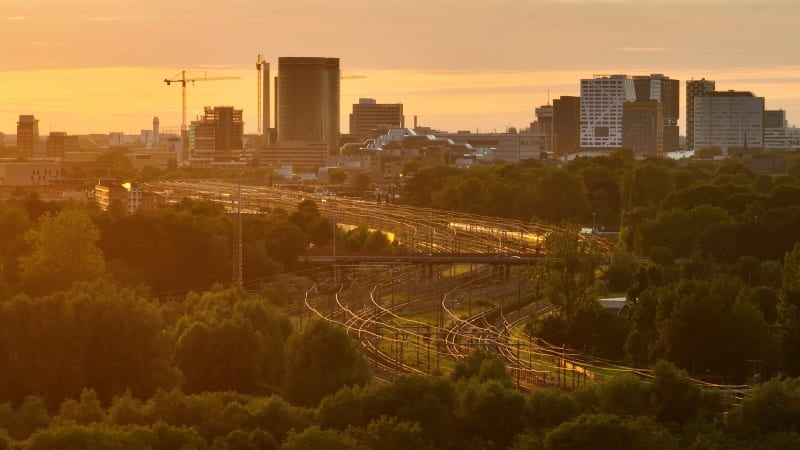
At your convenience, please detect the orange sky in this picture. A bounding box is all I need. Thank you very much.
[2,0,799,135]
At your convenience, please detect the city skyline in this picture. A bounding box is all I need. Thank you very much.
[2,0,799,135]
[3,65,800,138]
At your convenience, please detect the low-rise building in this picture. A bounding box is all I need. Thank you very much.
[94,180,145,216]
[349,98,404,138]
[0,162,61,186]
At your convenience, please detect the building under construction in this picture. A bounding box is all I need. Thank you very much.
[188,106,244,163]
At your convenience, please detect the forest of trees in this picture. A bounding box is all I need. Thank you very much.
[2,152,800,448]
[1,345,799,449]
[402,152,800,382]
[0,195,392,296]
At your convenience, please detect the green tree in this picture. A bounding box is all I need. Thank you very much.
[543,414,677,450]
[624,162,674,210]
[604,252,639,293]
[593,374,651,417]
[263,215,307,270]
[359,375,457,447]
[532,230,604,321]
[174,289,293,394]
[244,395,313,443]
[283,320,371,407]
[0,202,33,289]
[18,208,105,295]
[107,390,152,426]
[536,168,591,224]
[0,281,178,406]
[788,155,800,178]
[451,348,512,387]
[8,395,51,440]
[316,386,366,431]
[579,164,622,229]
[347,416,432,450]
[524,389,581,430]
[732,376,800,436]
[25,424,153,450]
[456,380,525,450]
[649,361,715,427]
[55,388,105,425]
[100,200,233,292]
[779,243,800,375]
[281,426,359,450]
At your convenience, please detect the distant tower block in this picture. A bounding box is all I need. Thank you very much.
[153,116,160,144]
[263,62,270,145]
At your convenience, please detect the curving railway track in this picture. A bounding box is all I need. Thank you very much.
[145,180,749,399]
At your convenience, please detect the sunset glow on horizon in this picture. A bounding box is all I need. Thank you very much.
[2,0,799,136]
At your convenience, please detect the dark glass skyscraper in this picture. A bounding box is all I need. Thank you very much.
[277,57,340,155]
[632,74,679,152]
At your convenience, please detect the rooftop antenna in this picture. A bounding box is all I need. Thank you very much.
[547,89,551,106]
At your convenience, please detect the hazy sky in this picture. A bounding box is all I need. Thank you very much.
[2,0,799,134]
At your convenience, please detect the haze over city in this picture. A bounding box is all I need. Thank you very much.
[2,0,799,134]
[5,1,800,448]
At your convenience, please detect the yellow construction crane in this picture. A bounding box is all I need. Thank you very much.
[163,70,241,140]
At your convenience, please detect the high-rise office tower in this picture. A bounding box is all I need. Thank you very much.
[262,62,270,145]
[622,101,664,157]
[532,105,554,152]
[16,115,39,158]
[633,74,679,152]
[686,79,716,150]
[553,96,580,155]
[349,98,404,137]
[693,91,764,152]
[580,75,636,149]
[277,57,340,155]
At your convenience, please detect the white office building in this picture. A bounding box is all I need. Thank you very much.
[580,75,636,149]
[693,91,764,153]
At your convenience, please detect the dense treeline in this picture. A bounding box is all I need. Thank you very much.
[404,154,800,380]
[1,351,799,449]
[0,284,370,409]
[3,154,800,447]
[401,151,800,259]
[0,195,390,295]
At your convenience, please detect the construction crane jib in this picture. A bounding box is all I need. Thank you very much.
[163,70,240,139]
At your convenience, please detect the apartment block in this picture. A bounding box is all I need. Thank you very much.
[694,91,764,152]
[580,75,636,149]
[686,79,716,150]
[349,98,404,137]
